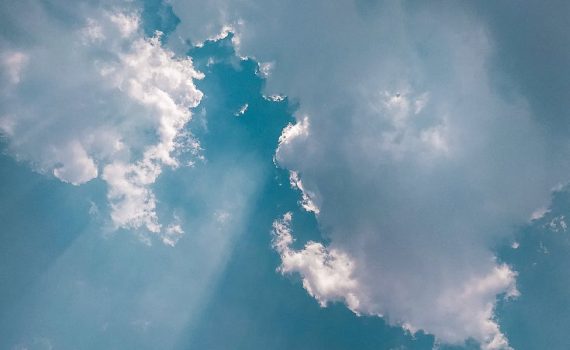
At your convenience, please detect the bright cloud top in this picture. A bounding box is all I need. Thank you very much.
[272,212,361,311]
[0,1,203,243]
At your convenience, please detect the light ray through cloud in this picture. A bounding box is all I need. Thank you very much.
[1,1,570,350]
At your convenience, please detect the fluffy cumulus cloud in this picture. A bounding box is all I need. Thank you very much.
[168,0,570,348]
[0,0,203,242]
[273,213,519,350]
[272,212,361,310]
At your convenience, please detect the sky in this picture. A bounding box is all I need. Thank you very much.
[0,1,569,349]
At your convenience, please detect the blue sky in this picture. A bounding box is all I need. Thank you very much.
[1,1,569,349]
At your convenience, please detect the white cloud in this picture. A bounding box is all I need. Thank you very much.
[0,2,203,244]
[274,115,309,164]
[257,61,274,78]
[169,0,570,347]
[272,212,518,350]
[428,264,519,350]
[272,213,361,311]
[81,18,105,43]
[109,11,140,38]
[2,0,567,347]
[264,94,284,102]
[101,160,161,234]
[52,140,99,185]
[234,103,248,117]
[163,219,185,247]
[289,171,320,214]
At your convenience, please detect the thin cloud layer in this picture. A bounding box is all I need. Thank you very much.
[0,1,203,243]
[169,0,570,347]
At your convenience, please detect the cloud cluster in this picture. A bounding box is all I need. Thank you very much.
[169,0,570,347]
[0,1,203,242]
[2,0,568,347]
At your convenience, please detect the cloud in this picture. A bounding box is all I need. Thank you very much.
[2,0,568,347]
[0,1,203,243]
[169,0,570,347]
[52,140,99,185]
[0,40,285,349]
[272,212,361,311]
[288,171,320,214]
[272,212,518,350]
[1,51,29,85]
[234,103,248,116]
[496,186,570,349]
